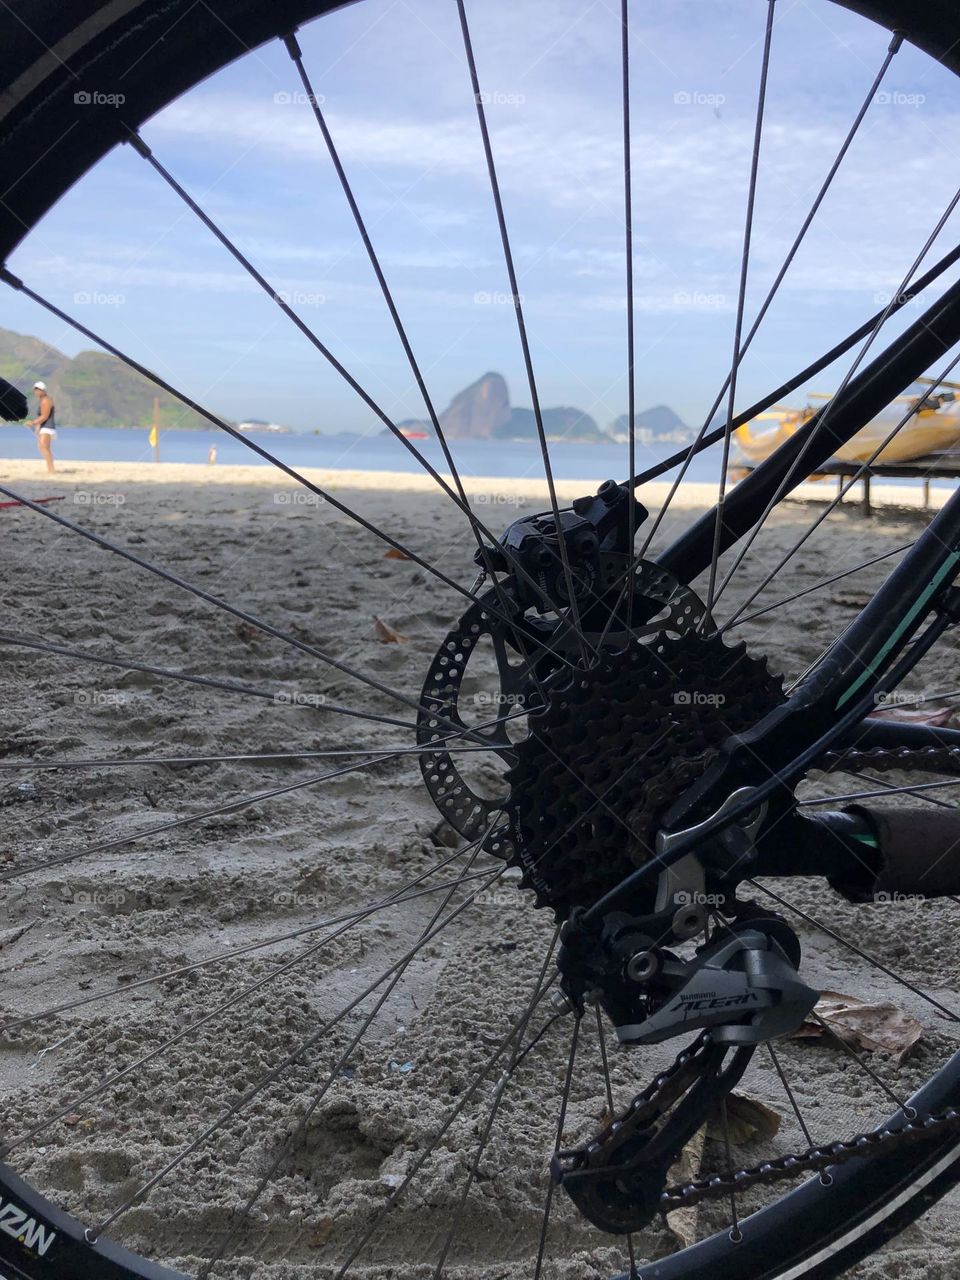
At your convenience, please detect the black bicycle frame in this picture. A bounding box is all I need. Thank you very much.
[659,274,960,578]
[584,274,960,920]
[666,275,960,756]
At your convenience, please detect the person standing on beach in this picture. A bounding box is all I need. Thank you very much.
[27,381,56,473]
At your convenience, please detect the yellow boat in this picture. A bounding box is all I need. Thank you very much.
[733,381,960,468]
[830,402,960,463]
[733,407,811,464]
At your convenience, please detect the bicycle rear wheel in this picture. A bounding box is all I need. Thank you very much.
[4,2,960,1278]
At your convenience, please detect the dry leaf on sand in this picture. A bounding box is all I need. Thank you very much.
[790,990,922,1063]
[665,1125,706,1248]
[383,548,412,560]
[868,705,953,727]
[706,1092,781,1145]
[372,615,408,644]
[666,1092,781,1247]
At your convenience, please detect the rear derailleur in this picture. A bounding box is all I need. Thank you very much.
[552,849,819,1234]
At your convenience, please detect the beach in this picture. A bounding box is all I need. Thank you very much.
[2,454,959,1279]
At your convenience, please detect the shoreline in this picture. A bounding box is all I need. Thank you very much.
[0,456,951,511]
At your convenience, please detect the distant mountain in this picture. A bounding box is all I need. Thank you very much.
[0,326,220,429]
[608,404,688,438]
[442,371,512,439]
[390,371,607,443]
[505,405,603,441]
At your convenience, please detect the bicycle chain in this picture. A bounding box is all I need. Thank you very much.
[819,742,960,777]
[566,1028,960,1216]
[660,1078,960,1214]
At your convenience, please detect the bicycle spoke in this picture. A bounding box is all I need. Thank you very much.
[333,967,560,1277]
[1,630,537,768]
[708,179,960,611]
[0,743,493,771]
[0,856,494,1036]
[0,487,527,748]
[811,1011,913,1115]
[801,776,960,806]
[719,353,960,630]
[1,632,420,732]
[455,0,593,664]
[533,1012,581,1280]
[124,132,488,544]
[621,0,637,633]
[2,837,498,1157]
[0,274,575,672]
[838,768,956,810]
[719,1095,743,1243]
[197,837,500,1277]
[892,686,960,708]
[766,1041,815,1148]
[750,880,960,1021]
[429,931,562,1279]
[628,239,960,493]
[0,749,422,882]
[702,0,777,625]
[631,33,901,556]
[278,37,563,667]
[595,1004,639,1268]
[724,542,912,629]
[87,847,511,1242]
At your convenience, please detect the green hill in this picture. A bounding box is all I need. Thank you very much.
[0,326,219,429]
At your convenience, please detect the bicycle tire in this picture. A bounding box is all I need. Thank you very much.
[2,2,960,1278]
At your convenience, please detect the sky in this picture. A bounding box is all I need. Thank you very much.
[6,0,960,436]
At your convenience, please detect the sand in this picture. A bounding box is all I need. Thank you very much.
[1,453,959,1279]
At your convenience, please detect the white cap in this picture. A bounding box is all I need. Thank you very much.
[33,381,47,391]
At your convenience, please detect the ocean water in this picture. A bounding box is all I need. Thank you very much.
[0,424,722,488]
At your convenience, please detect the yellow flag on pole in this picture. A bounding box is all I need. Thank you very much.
[149,396,160,458]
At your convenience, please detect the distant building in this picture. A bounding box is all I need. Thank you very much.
[237,419,289,434]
